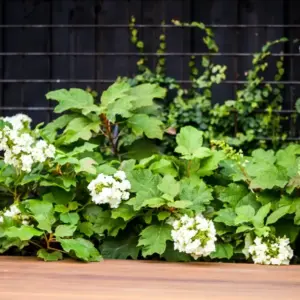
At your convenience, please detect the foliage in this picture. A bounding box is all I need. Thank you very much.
[127,17,293,153]
[0,19,299,264]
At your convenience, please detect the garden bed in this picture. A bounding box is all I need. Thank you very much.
[1,257,299,300]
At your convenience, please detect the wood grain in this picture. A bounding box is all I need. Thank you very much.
[0,257,300,300]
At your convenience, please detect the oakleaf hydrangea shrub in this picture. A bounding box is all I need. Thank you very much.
[0,79,299,264]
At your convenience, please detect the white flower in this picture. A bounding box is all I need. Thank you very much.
[3,204,21,218]
[88,171,131,208]
[0,114,56,172]
[171,214,217,259]
[248,236,293,265]
[0,216,3,223]
[20,154,34,172]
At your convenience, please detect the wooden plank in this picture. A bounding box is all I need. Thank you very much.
[192,0,238,103]
[50,0,75,120]
[95,0,133,93]
[140,0,164,74]
[287,0,300,137]
[237,0,284,83]
[2,0,25,117]
[68,0,96,91]
[0,257,300,300]
[3,0,51,123]
[164,0,191,85]
[0,0,3,116]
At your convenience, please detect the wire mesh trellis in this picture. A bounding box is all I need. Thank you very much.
[0,0,299,140]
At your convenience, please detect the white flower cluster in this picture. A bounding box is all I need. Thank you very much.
[171,214,217,259]
[248,236,293,265]
[0,204,29,225]
[87,170,131,208]
[0,114,55,172]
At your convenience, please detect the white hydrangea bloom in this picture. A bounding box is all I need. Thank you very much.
[3,204,21,218]
[87,170,131,208]
[0,114,56,172]
[1,204,30,225]
[248,236,293,265]
[171,214,217,259]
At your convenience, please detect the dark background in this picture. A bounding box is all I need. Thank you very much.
[0,0,299,135]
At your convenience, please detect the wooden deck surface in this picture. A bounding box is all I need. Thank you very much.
[0,257,300,300]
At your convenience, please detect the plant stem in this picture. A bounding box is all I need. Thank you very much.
[29,240,43,249]
[187,160,192,177]
[100,114,118,156]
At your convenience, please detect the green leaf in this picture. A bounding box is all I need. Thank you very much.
[35,214,56,233]
[169,200,192,208]
[158,175,180,198]
[266,205,291,225]
[100,232,140,259]
[74,157,97,174]
[252,203,271,228]
[25,200,55,232]
[68,202,80,211]
[275,221,300,243]
[0,237,28,254]
[78,222,94,238]
[252,149,276,164]
[126,139,160,160]
[54,205,69,213]
[40,114,75,143]
[162,241,192,262]
[59,116,100,145]
[143,210,153,224]
[249,165,288,190]
[5,226,43,240]
[59,237,102,262]
[127,169,161,195]
[236,192,260,211]
[84,206,126,237]
[179,178,213,212]
[149,159,178,177]
[157,211,171,221]
[175,126,208,159]
[217,183,249,207]
[142,197,166,208]
[101,80,131,107]
[235,205,256,224]
[26,200,53,215]
[68,142,99,156]
[295,98,300,113]
[20,174,42,186]
[106,96,134,122]
[46,88,99,115]
[214,208,237,226]
[210,243,233,259]
[55,224,76,237]
[128,83,166,109]
[60,212,80,225]
[294,210,300,225]
[243,233,253,259]
[197,150,226,176]
[236,225,253,233]
[138,224,172,257]
[43,188,74,205]
[128,114,164,139]
[37,249,63,261]
[111,204,136,221]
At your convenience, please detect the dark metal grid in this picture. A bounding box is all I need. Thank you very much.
[0,23,299,140]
